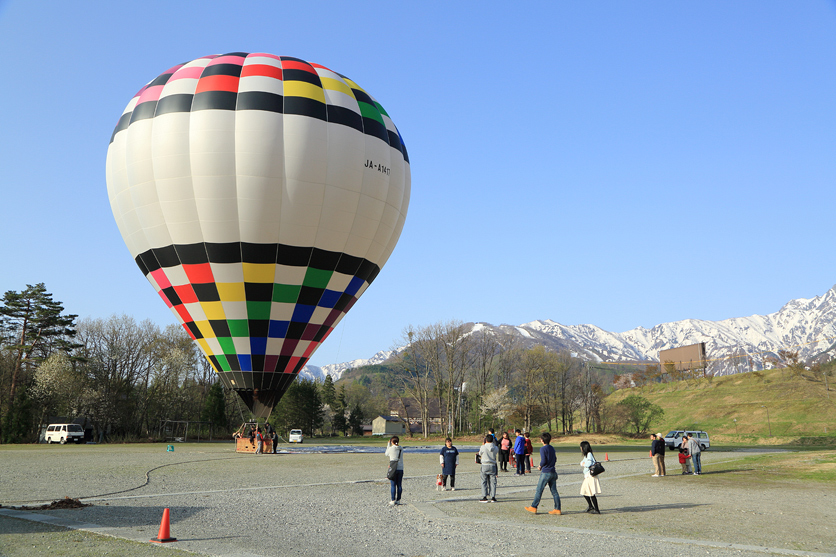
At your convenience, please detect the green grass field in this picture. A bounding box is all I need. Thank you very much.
[606,367,836,444]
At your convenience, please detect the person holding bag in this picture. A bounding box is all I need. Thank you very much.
[385,436,404,506]
[580,440,602,514]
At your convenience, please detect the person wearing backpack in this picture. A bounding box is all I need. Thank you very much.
[580,440,601,514]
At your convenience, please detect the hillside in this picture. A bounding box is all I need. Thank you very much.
[605,367,836,442]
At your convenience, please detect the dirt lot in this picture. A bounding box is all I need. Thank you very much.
[0,443,834,556]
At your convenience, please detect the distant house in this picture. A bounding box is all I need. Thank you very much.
[388,397,444,434]
[372,415,407,436]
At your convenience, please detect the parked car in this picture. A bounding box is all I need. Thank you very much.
[663,430,710,451]
[45,423,85,444]
[289,429,304,443]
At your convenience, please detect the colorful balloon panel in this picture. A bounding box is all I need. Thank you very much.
[106,53,410,417]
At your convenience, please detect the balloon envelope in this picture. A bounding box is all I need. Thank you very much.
[106,53,410,417]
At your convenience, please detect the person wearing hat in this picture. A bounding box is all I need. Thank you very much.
[650,433,666,476]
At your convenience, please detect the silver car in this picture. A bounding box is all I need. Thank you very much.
[663,430,710,451]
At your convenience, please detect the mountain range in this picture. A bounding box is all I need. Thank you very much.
[301,285,836,381]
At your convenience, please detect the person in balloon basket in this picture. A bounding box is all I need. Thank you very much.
[524,432,561,515]
[513,430,526,475]
[255,428,263,455]
[439,437,459,491]
[386,436,404,506]
[580,441,602,514]
[478,434,499,503]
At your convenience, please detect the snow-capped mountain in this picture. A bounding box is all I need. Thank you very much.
[302,285,836,379]
[299,350,397,382]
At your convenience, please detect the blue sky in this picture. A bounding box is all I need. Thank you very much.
[1,1,835,368]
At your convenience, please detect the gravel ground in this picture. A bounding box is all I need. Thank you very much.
[1,443,834,557]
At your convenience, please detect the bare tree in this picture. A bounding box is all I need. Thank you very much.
[393,326,433,438]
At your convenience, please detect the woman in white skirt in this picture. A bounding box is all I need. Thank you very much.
[579,441,601,514]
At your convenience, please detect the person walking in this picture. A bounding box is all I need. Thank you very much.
[524,432,534,473]
[499,431,512,472]
[385,436,404,505]
[439,437,459,491]
[478,434,499,503]
[513,429,526,475]
[687,434,703,475]
[580,440,601,514]
[524,432,561,515]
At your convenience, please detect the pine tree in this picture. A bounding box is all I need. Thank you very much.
[1,284,78,442]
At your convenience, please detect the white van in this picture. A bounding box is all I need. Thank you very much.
[289,429,304,443]
[45,423,85,444]
[663,430,710,451]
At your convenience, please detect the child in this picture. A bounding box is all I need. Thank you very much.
[679,447,692,474]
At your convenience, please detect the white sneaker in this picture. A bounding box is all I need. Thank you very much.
[651,474,659,477]
[389,500,396,506]
[451,487,456,491]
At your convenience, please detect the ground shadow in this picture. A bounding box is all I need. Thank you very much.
[606,502,704,513]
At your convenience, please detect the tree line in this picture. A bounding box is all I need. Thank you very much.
[1,284,669,443]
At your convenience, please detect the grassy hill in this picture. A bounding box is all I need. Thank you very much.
[605,367,836,445]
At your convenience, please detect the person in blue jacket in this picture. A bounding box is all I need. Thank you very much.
[439,437,459,490]
[524,432,561,514]
[513,429,526,475]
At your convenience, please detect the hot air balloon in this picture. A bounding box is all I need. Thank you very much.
[106,53,410,417]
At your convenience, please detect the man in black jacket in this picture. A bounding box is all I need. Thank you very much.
[651,433,666,476]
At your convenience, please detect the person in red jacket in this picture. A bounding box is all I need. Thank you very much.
[524,432,534,473]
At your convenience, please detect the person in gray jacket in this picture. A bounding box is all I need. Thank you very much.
[687,434,703,475]
[478,434,499,503]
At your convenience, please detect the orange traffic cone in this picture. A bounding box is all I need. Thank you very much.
[150,508,177,543]
[605,453,609,462]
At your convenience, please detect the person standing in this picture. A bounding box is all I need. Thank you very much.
[678,445,691,474]
[255,427,263,455]
[655,433,666,476]
[385,436,404,505]
[499,431,512,472]
[513,429,526,475]
[478,434,499,502]
[524,432,534,473]
[687,434,703,475]
[524,432,561,515]
[439,437,459,491]
[680,436,692,474]
[650,434,660,476]
[580,441,601,514]
[271,429,279,454]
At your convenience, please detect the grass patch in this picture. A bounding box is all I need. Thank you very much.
[718,450,836,483]
[606,367,836,439]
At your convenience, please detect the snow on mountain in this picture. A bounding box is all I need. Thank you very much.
[300,349,398,382]
[302,285,836,379]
